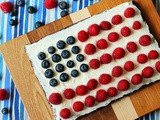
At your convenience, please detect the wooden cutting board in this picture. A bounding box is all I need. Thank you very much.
[0,0,160,120]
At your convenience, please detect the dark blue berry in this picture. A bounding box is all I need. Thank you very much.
[41,60,50,68]
[9,19,18,26]
[38,52,46,60]
[60,73,69,82]
[61,11,68,17]
[55,64,64,72]
[17,0,25,6]
[44,69,54,78]
[52,54,61,63]
[28,6,37,14]
[71,69,79,77]
[48,46,56,54]
[35,21,44,28]
[61,50,70,59]
[76,54,84,62]
[10,10,18,17]
[66,36,75,45]
[66,60,74,68]
[71,46,80,54]
[49,79,58,87]
[1,108,9,114]
[59,1,69,9]
[80,64,89,72]
[56,40,66,49]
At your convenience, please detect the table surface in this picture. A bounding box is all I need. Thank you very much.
[0,0,160,120]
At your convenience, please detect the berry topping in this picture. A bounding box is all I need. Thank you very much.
[80,64,89,72]
[76,85,88,96]
[57,40,66,49]
[112,66,123,77]
[66,36,75,45]
[0,2,13,13]
[10,10,18,17]
[73,101,84,112]
[126,41,137,53]
[44,69,54,78]
[99,74,112,85]
[49,79,58,87]
[155,61,160,72]
[78,30,89,42]
[61,50,70,59]
[100,21,112,30]
[17,0,25,7]
[139,35,151,46]
[85,96,96,107]
[96,39,108,49]
[48,46,56,54]
[9,19,18,26]
[96,89,107,102]
[112,47,125,59]
[111,15,122,25]
[87,24,100,36]
[137,54,148,64]
[71,69,79,77]
[38,52,46,60]
[60,73,69,82]
[61,10,68,17]
[63,88,75,99]
[148,50,159,59]
[0,89,8,101]
[76,54,84,62]
[89,59,100,69]
[49,93,62,105]
[84,43,96,55]
[66,60,75,68]
[59,1,69,9]
[60,108,71,119]
[124,7,135,18]
[1,108,9,114]
[55,64,64,72]
[131,74,143,85]
[41,60,50,69]
[86,79,98,90]
[100,53,112,64]
[52,54,61,63]
[27,6,37,14]
[121,26,131,37]
[124,61,134,71]
[108,32,119,42]
[44,0,57,9]
[141,66,154,78]
[132,21,141,30]
[35,21,44,28]
[71,46,80,54]
[107,87,117,97]
[117,79,130,91]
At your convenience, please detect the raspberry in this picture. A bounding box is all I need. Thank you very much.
[0,2,13,13]
[117,79,130,91]
[141,66,154,78]
[0,89,8,101]
[73,101,84,112]
[85,96,96,107]
[107,87,117,97]
[89,59,100,69]
[49,93,62,105]
[44,0,57,9]
[78,30,89,42]
[132,21,141,30]
[124,61,134,71]
[112,47,125,59]
[96,39,108,49]
[131,74,143,85]
[100,21,112,30]
[63,88,75,99]
[86,79,98,90]
[155,61,160,72]
[121,26,131,37]
[139,35,151,46]
[76,85,88,96]
[60,108,71,119]
[137,54,148,64]
[99,74,112,85]
[111,15,122,25]
[87,24,100,36]
[124,7,135,18]
[96,89,107,102]
[148,50,159,59]
[84,43,96,55]
[112,66,123,77]
[100,53,112,64]
[108,32,119,42]
[126,41,137,53]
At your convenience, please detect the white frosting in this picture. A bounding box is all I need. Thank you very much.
[25,2,160,120]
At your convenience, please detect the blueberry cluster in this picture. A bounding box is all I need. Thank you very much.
[59,1,70,17]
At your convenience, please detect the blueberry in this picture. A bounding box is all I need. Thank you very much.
[41,60,50,68]
[66,60,74,68]
[49,79,58,87]
[38,52,46,60]
[60,11,68,17]
[56,40,66,49]
[48,46,56,54]
[55,64,64,72]
[44,69,54,78]
[71,69,79,77]
[80,64,89,72]
[28,6,37,14]
[59,1,69,9]
[71,46,80,54]
[10,10,18,17]
[35,21,44,28]
[52,54,61,63]
[76,54,84,62]
[60,73,69,82]
[61,50,70,59]
[17,0,25,7]
[1,108,9,114]
[9,19,18,26]
[66,36,75,45]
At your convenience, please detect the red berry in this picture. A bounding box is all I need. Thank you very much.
[132,21,141,30]
[124,61,134,71]
[85,96,96,107]
[112,47,125,59]
[78,30,89,42]
[137,54,148,64]
[76,85,88,96]
[0,89,8,101]
[63,88,75,99]
[112,66,123,77]
[87,24,100,36]
[100,21,112,30]
[100,53,112,64]
[108,32,119,42]
[84,43,96,55]
[96,89,107,102]
[0,2,13,13]
[155,61,160,72]
[117,79,130,91]
[60,108,71,119]
[126,41,137,53]
[141,66,154,78]
[96,39,108,49]
[89,59,100,69]
[73,101,84,112]
[131,74,143,85]
[86,79,98,90]
[148,50,159,59]
[139,35,151,46]
[107,87,117,97]
[124,7,135,18]
[49,93,62,105]
[44,0,57,9]
[99,74,112,85]
[111,15,122,25]
[121,26,131,37]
